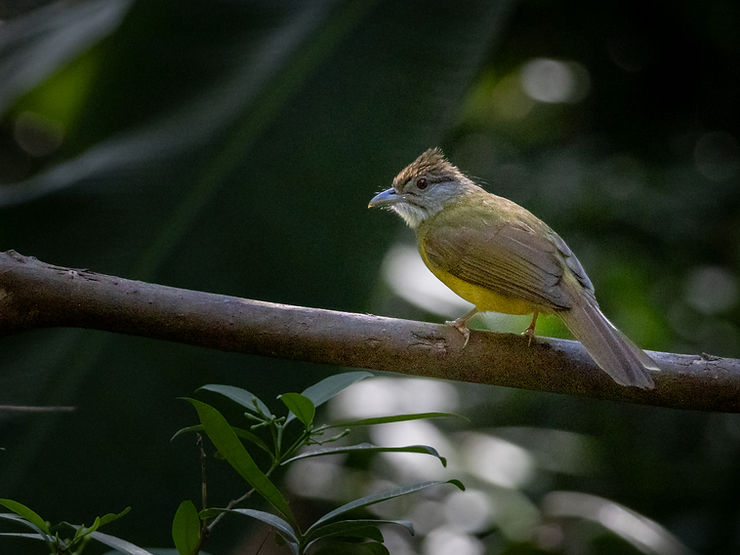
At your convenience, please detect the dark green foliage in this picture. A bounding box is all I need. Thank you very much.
[0,500,143,554]
[174,372,462,554]
[0,374,461,554]
[171,501,200,555]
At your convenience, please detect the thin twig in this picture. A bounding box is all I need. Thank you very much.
[204,485,259,535]
[198,434,208,512]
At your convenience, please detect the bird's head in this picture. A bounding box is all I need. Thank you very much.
[368,148,478,229]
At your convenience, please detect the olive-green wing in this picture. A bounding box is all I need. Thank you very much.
[423,220,592,311]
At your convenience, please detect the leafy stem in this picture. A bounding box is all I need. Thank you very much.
[173,372,463,554]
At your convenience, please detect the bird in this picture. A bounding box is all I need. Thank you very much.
[368,147,659,389]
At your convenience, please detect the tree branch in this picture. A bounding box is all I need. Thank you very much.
[1,250,738,412]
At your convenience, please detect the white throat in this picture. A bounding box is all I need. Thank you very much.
[391,203,430,229]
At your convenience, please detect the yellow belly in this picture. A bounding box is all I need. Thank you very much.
[427,265,537,315]
[415,209,543,317]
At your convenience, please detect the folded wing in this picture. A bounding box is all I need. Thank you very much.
[423,219,587,311]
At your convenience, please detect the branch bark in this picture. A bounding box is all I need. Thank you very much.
[1,250,738,412]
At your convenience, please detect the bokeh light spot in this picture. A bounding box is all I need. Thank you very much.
[381,243,472,316]
[461,432,535,488]
[520,58,590,103]
[443,489,491,533]
[684,265,738,314]
[330,377,460,420]
[422,527,484,555]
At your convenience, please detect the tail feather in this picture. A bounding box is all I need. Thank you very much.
[558,298,659,389]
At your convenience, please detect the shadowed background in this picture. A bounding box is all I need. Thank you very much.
[1,1,739,553]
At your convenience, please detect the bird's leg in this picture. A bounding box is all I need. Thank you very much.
[445,308,479,347]
[522,311,539,346]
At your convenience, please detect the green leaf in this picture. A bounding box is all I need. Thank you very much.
[172,501,201,555]
[197,384,273,417]
[349,526,383,542]
[306,518,415,550]
[185,399,295,525]
[308,480,464,532]
[170,425,204,441]
[280,392,316,426]
[307,519,413,544]
[300,371,373,408]
[0,514,52,548]
[281,443,447,467]
[322,412,465,429]
[0,499,49,533]
[88,530,158,554]
[72,515,101,540]
[231,427,275,457]
[202,508,298,545]
[70,506,132,541]
[98,506,131,527]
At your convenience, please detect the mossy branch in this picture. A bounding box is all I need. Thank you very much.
[1,250,738,412]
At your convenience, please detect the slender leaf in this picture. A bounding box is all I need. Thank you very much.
[88,530,157,554]
[322,412,465,429]
[185,399,295,525]
[71,516,101,539]
[170,425,204,441]
[172,501,201,555]
[0,513,46,539]
[334,525,382,542]
[308,480,464,532]
[171,424,273,458]
[0,499,49,533]
[202,508,298,545]
[231,427,274,457]
[197,385,272,417]
[0,531,45,540]
[306,519,414,549]
[280,393,315,426]
[281,443,447,467]
[68,506,131,541]
[307,519,413,543]
[98,507,131,527]
[300,372,373,408]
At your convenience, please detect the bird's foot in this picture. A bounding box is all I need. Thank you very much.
[445,308,478,348]
[522,326,535,347]
[521,312,539,347]
[446,317,471,347]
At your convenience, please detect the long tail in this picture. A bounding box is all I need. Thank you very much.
[557,298,659,389]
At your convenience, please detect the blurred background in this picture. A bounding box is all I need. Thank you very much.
[1,0,739,553]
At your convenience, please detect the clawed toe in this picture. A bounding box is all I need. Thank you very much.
[522,311,539,347]
[446,318,471,347]
[521,326,535,346]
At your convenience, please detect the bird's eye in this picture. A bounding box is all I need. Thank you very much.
[416,177,428,190]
